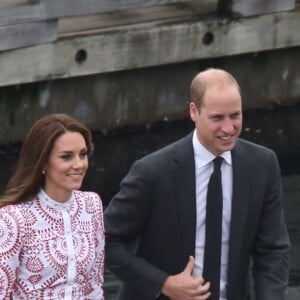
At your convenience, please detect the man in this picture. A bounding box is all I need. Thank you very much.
[104,68,290,300]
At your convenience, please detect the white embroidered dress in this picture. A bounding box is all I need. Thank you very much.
[0,189,105,300]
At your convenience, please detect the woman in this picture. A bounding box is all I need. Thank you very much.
[0,114,105,299]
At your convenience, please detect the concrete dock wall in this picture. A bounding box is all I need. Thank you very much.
[1,0,300,145]
[0,45,300,145]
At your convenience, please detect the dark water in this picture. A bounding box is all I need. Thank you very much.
[1,114,300,299]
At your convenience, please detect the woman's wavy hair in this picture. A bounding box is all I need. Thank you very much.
[0,113,93,208]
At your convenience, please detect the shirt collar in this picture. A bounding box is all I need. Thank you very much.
[192,129,232,168]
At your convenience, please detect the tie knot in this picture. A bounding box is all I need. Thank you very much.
[213,156,223,171]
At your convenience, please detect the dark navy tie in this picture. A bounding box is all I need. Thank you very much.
[203,156,223,300]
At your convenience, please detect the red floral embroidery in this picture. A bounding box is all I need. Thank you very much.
[0,191,105,299]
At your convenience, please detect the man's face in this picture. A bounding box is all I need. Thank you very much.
[189,84,242,156]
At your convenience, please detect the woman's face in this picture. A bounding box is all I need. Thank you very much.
[44,131,89,202]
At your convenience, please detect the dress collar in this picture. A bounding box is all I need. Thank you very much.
[38,188,74,210]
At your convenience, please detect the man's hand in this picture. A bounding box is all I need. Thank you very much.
[161,256,211,300]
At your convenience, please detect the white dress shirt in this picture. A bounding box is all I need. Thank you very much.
[192,130,233,300]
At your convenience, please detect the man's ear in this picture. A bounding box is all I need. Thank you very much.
[189,102,199,122]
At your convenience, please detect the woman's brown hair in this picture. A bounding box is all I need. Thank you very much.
[0,113,93,208]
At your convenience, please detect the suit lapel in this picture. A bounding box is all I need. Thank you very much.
[173,133,197,259]
[227,141,253,294]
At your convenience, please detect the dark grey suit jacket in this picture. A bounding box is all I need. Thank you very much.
[104,132,290,300]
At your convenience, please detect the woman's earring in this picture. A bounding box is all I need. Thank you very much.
[42,170,45,175]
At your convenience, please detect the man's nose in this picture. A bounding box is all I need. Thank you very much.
[222,119,235,133]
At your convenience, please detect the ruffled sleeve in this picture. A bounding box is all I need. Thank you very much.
[0,205,24,300]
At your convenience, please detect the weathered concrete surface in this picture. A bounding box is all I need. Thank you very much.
[0,46,300,145]
[219,0,295,17]
[2,1,298,87]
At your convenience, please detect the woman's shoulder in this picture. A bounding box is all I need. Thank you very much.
[0,201,27,217]
[0,203,27,237]
[73,190,101,200]
[73,190,103,210]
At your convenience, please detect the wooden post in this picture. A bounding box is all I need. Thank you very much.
[218,0,295,17]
